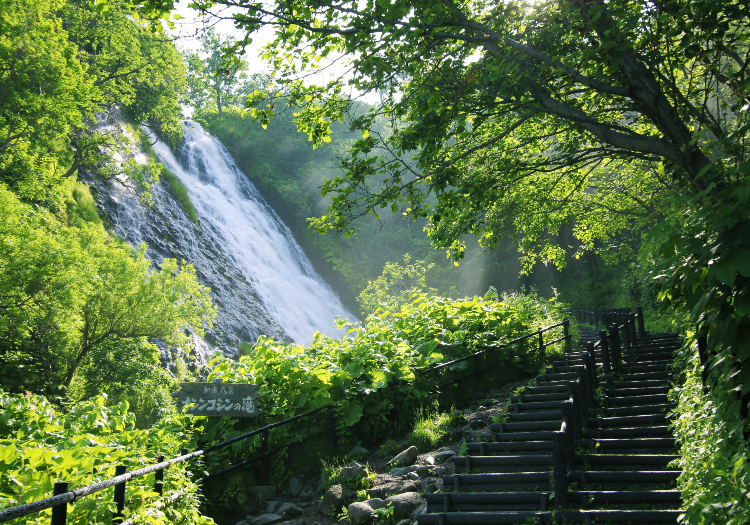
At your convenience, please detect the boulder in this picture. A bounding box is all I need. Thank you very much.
[252,514,283,525]
[289,477,304,497]
[384,492,424,520]
[265,501,283,514]
[391,446,418,466]
[389,465,417,477]
[387,480,421,495]
[415,466,431,475]
[348,445,370,457]
[346,499,385,524]
[424,456,435,465]
[347,502,375,524]
[469,419,484,430]
[421,479,438,493]
[432,467,447,478]
[435,451,454,462]
[279,503,303,518]
[406,472,420,481]
[319,484,355,517]
[341,463,367,480]
[246,486,277,511]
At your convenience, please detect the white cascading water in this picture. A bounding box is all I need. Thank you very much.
[151,121,355,344]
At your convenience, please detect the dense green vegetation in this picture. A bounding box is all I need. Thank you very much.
[0,0,219,520]
[0,391,211,525]
[173,0,750,520]
[197,106,652,315]
[194,290,570,516]
[2,0,749,521]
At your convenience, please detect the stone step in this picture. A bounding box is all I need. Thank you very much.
[506,400,563,412]
[490,420,562,433]
[504,410,562,422]
[425,491,682,513]
[525,385,570,394]
[585,425,672,439]
[445,472,552,492]
[605,394,670,406]
[605,386,670,396]
[481,430,556,441]
[465,441,553,456]
[417,509,685,524]
[597,414,671,427]
[592,403,675,417]
[510,392,569,403]
[579,454,680,467]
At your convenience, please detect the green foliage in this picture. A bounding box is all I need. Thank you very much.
[358,254,442,316]
[0,0,186,209]
[161,165,199,226]
[0,390,212,525]
[373,503,395,524]
[63,175,105,229]
[191,290,568,504]
[406,404,462,451]
[320,460,375,492]
[182,28,262,116]
[670,344,750,525]
[68,338,176,428]
[0,184,216,395]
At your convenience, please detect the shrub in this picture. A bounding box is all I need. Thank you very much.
[0,390,212,525]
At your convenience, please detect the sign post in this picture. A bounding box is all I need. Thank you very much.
[171,382,262,417]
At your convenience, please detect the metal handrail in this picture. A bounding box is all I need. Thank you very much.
[0,318,571,524]
[416,320,569,375]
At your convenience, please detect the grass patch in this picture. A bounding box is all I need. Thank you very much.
[238,341,254,356]
[320,459,376,492]
[63,175,104,228]
[135,128,199,227]
[406,405,465,451]
[160,165,199,227]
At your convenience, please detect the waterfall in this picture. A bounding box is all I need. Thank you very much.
[148,121,355,344]
[90,118,356,352]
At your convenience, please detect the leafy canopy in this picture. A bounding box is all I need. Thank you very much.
[0,184,216,395]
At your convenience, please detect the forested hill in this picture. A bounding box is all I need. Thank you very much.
[2,0,750,523]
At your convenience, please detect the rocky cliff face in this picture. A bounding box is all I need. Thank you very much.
[84,119,355,363]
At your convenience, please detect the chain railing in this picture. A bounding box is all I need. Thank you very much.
[0,319,571,525]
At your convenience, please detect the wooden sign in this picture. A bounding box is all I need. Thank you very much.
[171,382,262,417]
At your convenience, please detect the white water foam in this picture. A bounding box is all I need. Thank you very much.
[151,121,356,344]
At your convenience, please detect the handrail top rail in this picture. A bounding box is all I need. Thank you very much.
[416,320,569,375]
[0,319,570,523]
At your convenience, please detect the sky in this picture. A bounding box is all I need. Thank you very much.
[166,1,381,106]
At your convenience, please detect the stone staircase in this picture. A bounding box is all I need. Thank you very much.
[416,314,685,524]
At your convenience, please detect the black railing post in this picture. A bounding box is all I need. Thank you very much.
[113,466,127,524]
[51,482,68,525]
[628,313,637,348]
[562,398,581,445]
[154,455,164,494]
[551,430,569,508]
[585,342,598,389]
[260,429,269,485]
[579,355,594,420]
[636,306,646,340]
[620,317,631,357]
[538,330,545,363]
[563,319,571,353]
[575,376,590,431]
[609,325,621,372]
[599,330,611,375]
